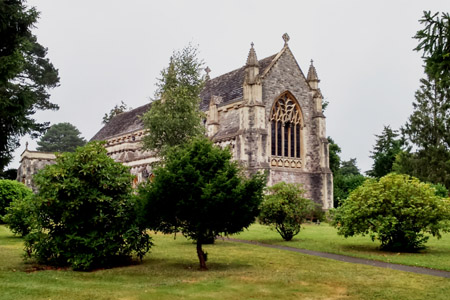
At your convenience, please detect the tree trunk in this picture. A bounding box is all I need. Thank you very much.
[196,240,208,270]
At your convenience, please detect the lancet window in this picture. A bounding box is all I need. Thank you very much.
[270,92,302,158]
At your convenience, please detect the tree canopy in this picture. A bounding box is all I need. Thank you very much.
[138,137,266,269]
[0,0,60,170]
[367,126,404,178]
[414,11,450,86]
[141,45,205,156]
[36,122,86,152]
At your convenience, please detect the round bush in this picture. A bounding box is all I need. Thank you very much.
[25,142,152,270]
[0,179,32,222]
[259,182,318,241]
[331,173,450,251]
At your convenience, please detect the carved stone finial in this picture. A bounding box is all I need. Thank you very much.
[307,59,320,89]
[282,33,290,45]
[25,141,28,150]
[246,42,259,67]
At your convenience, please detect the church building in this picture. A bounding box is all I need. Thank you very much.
[18,34,333,209]
[90,34,333,209]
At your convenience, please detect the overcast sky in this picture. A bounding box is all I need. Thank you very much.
[9,0,450,172]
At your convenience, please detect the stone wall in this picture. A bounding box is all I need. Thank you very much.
[17,150,56,192]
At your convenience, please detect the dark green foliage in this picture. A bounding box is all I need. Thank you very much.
[0,0,60,170]
[259,182,318,241]
[331,174,450,251]
[327,137,341,175]
[367,126,404,178]
[0,168,18,180]
[396,13,450,189]
[333,174,366,207]
[25,142,151,271]
[138,137,266,269]
[339,158,360,176]
[3,193,36,236]
[396,76,450,188]
[0,179,32,222]
[333,158,366,207]
[414,11,450,87]
[142,45,205,156]
[37,122,86,152]
[403,77,450,151]
[102,101,131,124]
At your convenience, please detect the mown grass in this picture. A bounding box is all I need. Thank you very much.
[1,225,449,300]
[234,223,450,271]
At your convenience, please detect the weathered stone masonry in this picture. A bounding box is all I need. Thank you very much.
[19,35,333,209]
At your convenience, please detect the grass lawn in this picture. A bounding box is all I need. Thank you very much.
[233,223,450,271]
[1,225,450,300]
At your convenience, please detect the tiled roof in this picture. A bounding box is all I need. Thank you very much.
[200,54,276,110]
[91,103,150,141]
[92,54,278,141]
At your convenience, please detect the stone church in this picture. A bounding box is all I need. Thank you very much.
[18,34,333,209]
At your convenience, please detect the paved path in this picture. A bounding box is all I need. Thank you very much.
[225,238,450,279]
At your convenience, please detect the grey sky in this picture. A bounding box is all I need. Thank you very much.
[9,0,450,172]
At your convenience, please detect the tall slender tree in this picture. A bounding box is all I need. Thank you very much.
[395,11,450,188]
[0,0,60,170]
[141,45,205,156]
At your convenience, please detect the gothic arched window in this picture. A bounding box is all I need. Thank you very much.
[270,92,302,158]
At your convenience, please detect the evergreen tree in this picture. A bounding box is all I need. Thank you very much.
[334,158,366,207]
[138,138,265,270]
[339,158,361,176]
[367,126,404,178]
[37,123,86,152]
[0,0,60,170]
[141,45,205,156]
[414,11,450,87]
[395,12,450,189]
[396,76,450,188]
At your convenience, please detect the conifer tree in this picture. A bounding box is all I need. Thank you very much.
[37,123,86,152]
[367,126,404,178]
[395,11,450,188]
[0,0,60,170]
[396,76,450,188]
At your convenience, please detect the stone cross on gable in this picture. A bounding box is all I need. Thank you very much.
[282,33,290,45]
[205,66,211,80]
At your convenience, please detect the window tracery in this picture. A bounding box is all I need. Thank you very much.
[270,92,303,160]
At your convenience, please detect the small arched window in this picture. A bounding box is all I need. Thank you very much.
[270,92,302,158]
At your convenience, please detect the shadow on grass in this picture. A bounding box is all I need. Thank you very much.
[142,256,251,272]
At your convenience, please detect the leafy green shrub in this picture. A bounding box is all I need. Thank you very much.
[430,183,449,197]
[3,194,37,236]
[138,137,266,269]
[331,174,450,251]
[0,179,32,223]
[259,182,318,241]
[25,142,152,271]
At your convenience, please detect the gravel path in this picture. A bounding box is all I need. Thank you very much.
[225,237,450,279]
